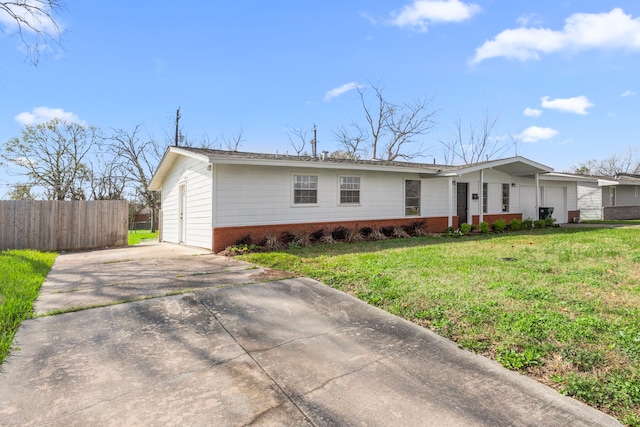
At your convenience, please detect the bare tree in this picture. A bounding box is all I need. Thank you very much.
[219,127,244,151]
[109,125,161,231]
[1,0,64,65]
[572,146,640,176]
[90,161,127,200]
[333,123,368,160]
[441,111,506,164]
[341,81,437,161]
[1,118,101,200]
[286,126,308,156]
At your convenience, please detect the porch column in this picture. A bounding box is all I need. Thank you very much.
[448,177,453,227]
[479,169,484,224]
[535,172,540,219]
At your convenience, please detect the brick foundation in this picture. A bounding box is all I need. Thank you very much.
[470,213,523,226]
[212,216,452,252]
[568,210,581,223]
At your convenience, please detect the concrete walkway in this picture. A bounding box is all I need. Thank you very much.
[0,243,620,426]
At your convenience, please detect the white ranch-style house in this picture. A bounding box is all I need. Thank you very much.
[149,147,581,252]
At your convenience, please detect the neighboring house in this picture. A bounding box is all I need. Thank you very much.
[577,174,640,220]
[149,147,581,252]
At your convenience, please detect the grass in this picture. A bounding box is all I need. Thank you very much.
[0,250,57,364]
[241,227,640,425]
[128,229,159,245]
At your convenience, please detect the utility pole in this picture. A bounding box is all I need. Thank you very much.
[174,107,181,147]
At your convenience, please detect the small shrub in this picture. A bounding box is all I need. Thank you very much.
[345,227,365,242]
[381,226,395,237]
[509,218,522,231]
[320,234,336,245]
[262,234,284,250]
[521,218,533,229]
[393,226,410,239]
[545,217,556,227]
[445,226,455,234]
[360,227,373,238]
[227,243,260,255]
[492,218,507,232]
[459,223,472,235]
[534,219,546,229]
[331,226,348,240]
[310,229,325,241]
[411,221,428,237]
[293,229,312,247]
[370,228,387,240]
[479,221,490,234]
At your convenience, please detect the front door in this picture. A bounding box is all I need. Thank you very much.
[457,182,468,225]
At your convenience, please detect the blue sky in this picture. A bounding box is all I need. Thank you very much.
[1,1,639,196]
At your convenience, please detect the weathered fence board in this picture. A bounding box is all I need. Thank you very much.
[0,200,128,251]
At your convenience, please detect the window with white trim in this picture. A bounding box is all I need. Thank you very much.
[502,183,509,212]
[482,183,488,213]
[293,175,318,204]
[405,180,421,216]
[339,176,360,204]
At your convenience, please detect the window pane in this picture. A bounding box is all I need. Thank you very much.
[405,180,420,216]
[340,177,360,204]
[502,183,509,212]
[293,175,318,204]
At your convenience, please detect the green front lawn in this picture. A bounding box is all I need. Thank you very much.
[128,229,159,245]
[0,250,57,364]
[242,227,640,425]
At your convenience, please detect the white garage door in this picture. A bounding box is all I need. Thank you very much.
[544,187,567,223]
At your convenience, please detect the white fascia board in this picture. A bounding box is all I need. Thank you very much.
[149,147,212,190]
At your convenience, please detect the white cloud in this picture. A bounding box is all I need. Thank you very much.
[540,95,594,115]
[621,90,636,97]
[472,8,640,63]
[324,82,360,101]
[15,107,83,126]
[390,0,481,32]
[519,126,558,143]
[523,107,542,117]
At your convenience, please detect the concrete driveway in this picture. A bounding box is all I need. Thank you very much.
[0,243,620,426]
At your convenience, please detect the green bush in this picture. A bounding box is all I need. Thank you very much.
[445,226,455,234]
[521,218,533,229]
[459,223,472,235]
[509,218,522,231]
[534,219,546,229]
[479,221,490,234]
[545,217,556,227]
[492,218,507,232]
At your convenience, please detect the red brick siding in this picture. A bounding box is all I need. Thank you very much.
[470,213,523,226]
[212,216,451,252]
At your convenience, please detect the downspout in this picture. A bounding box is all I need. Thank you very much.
[479,169,484,224]
[448,177,453,228]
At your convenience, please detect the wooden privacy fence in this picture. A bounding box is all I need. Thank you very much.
[0,200,128,251]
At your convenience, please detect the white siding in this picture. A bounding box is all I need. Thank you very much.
[213,164,445,227]
[161,156,212,249]
[456,169,519,216]
[519,186,537,220]
[577,182,602,220]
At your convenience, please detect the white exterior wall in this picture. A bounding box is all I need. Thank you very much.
[161,156,212,249]
[213,164,448,227]
[577,182,602,220]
